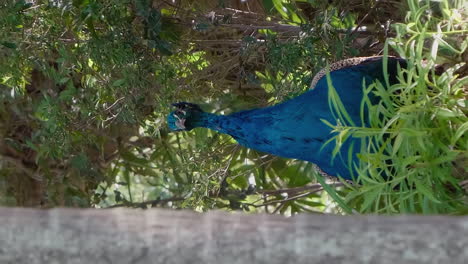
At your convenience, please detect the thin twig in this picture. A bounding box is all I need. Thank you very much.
[216,145,241,195]
[252,190,322,208]
[257,182,346,196]
[350,2,379,37]
[105,197,185,209]
[104,97,125,111]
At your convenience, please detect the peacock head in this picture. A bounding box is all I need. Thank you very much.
[167,102,204,131]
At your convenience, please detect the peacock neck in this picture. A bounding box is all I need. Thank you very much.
[196,112,237,135]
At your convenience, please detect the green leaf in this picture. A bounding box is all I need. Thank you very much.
[262,0,275,14]
[413,179,440,204]
[71,153,90,171]
[313,172,353,214]
[452,122,468,145]
[436,108,462,118]
[112,79,126,87]
[360,187,382,212]
[1,42,17,49]
[147,9,162,38]
[392,133,404,156]
[120,150,150,167]
[14,0,32,12]
[135,0,150,17]
[58,77,70,85]
[155,39,172,55]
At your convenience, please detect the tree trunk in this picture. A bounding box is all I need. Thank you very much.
[1,207,467,263]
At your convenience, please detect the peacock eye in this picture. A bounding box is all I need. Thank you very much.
[175,109,186,117]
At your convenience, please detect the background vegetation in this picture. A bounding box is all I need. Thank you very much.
[0,0,466,214]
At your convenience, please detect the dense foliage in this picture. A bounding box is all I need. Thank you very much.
[0,0,466,214]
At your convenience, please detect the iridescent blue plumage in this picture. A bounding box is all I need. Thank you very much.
[167,57,406,180]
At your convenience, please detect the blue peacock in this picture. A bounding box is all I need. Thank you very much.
[167,56,407,180]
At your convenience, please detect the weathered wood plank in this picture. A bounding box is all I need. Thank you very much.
[0,208,467,264]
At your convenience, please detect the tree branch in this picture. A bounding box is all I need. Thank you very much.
[105,197,185,209]
[257,182,346,196]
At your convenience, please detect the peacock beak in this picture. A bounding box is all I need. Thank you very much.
[174,113,186,130]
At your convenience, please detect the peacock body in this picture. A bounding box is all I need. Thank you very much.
[167,56,407,180]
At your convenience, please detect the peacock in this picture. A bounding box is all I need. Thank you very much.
[167,56,407,181]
